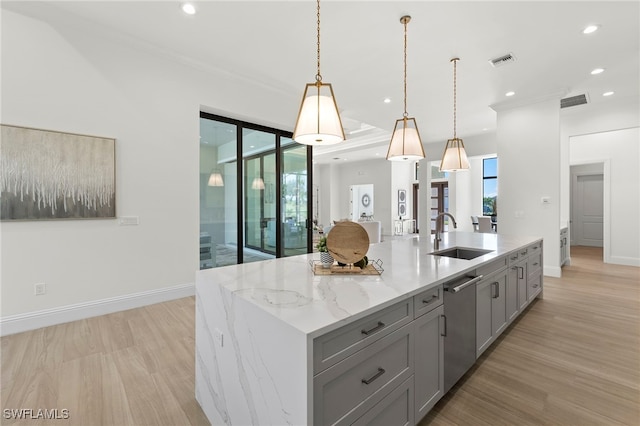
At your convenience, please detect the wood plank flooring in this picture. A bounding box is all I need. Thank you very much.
[421,246,640,425]
[1,246,638,425]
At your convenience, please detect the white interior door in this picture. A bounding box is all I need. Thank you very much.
[573,174,604,247]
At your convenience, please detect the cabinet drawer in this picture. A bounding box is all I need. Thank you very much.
[414,285,443,318]
[352,376,414,426]
[313,324,414,426]
[529,241,543,254]
[313,300,413,374]
[528,271,543,301]
[476,256,507,277]
[507,251,520,266]
[528,252,542,277]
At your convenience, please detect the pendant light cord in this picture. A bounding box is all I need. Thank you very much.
[316,0,322,82]
[403,18,408,117]
[452,58,457,138]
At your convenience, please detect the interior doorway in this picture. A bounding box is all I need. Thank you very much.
[571,164,604,248]
[430,182,449,234]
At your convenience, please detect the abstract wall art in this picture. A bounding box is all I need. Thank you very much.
[1,125,116,221]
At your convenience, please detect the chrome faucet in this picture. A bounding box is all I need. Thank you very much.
[434,212,457,251]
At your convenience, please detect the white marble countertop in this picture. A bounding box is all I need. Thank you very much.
[196,232,542,338]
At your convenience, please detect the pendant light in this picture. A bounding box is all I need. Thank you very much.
[386,15,425,162]
[207,169,224,187]
[251,177,265,190]
[440,57,470,171]
[293,0,345,146]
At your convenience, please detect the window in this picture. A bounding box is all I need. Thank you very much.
[199,112,311,269]
[483,157,498,216]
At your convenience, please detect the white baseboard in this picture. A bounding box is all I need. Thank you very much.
[0,283,194,337]
[608,256,640,267]
[544,265,562,278]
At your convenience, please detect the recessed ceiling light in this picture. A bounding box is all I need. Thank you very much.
[250,145,255,148]
[505,91,515,97]
[591,68,605,75]
[181,2,196,15]
[603,91,614,97]
[383,98,391,104]
[482,128,489,131]
[583,25,599,34]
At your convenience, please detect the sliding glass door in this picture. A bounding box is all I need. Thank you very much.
[199,112,311,269]
[281,138,308,257]
[243,129,276,262]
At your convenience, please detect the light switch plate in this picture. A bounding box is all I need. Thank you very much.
[119,216,139,226]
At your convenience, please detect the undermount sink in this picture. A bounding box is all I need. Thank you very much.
[429,247,493,260]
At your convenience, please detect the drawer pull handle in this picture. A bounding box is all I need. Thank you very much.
[422,294,438,304]
[533,262,539,266]
[361,322,385,336]
[441,314,447,337]
[362,368,385,385]
[492,282,500,298]
[446,275,483,293]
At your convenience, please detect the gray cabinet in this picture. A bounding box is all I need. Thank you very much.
[506,251,521,323]
[476,270,508,357]
[560,227,569,267]
[352,376,414,426]
[313,323,414,425]
[515,258,528,311]
[414,304,444,420]
[314,299,413,374]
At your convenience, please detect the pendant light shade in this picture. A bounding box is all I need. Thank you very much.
[387,15,425,161]
[387,117,425,161]
[207,169,224,187]
[251,177,265,190]
[440,58,470,171]
[440,138,470,171]
[293,0,345,146]
[293,81,344,145]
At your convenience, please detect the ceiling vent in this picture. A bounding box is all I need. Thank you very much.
[561,94,589,108]
[489,53,516,68]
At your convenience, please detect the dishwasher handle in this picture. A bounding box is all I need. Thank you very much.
[445,275,484,293]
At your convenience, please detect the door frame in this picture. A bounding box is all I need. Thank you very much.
[570,160,611,262]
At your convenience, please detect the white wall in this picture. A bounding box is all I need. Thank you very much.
[570,128,640,266]
[323,159,393,236]
[0,9,301,322]
[560,97,640,225]
[494,96,562,277]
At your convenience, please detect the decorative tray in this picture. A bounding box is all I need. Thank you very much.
[309,259,384,275]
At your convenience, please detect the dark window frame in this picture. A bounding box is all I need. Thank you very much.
[199,111,312,264]
[482,157,498,216]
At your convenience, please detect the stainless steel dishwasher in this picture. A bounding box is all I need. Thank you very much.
[443,274,484,393]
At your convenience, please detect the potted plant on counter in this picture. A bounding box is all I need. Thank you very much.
[316,236,334,268]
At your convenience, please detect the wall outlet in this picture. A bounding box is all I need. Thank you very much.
[34,283,46,296]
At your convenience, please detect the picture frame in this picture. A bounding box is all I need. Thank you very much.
[0,124,116,221]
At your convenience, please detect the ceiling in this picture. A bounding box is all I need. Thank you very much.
[4,1,639,164]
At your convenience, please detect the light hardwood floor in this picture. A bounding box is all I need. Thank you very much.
[1,246,638,425]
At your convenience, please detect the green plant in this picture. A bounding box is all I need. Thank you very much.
[316,236,328,252]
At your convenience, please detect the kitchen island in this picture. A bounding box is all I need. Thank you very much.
[195,232,543,425]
